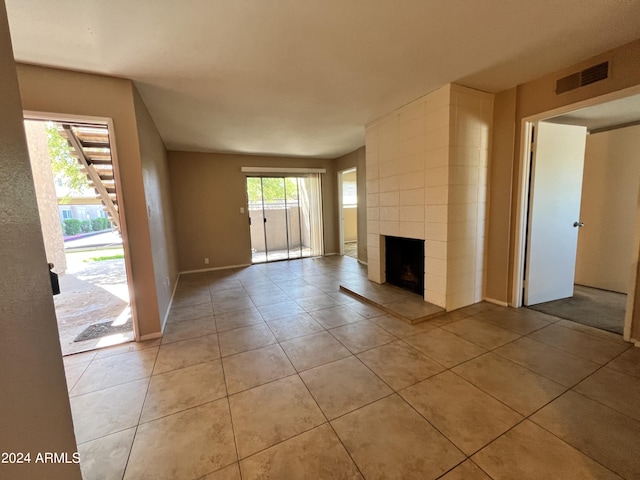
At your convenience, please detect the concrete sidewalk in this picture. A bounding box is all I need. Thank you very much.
[64,230,123,250]
[55,254,132,356]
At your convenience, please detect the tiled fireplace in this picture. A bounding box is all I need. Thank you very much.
[385,236,424,296]
[366,84,493,311]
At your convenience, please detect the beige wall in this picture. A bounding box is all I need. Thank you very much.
[16,64,165,338]
[169,151,338,271]
[483,38,640,340]
[485,88,516,303]
[0,1,81,476]
[575,125,640,293]
[366,84,493,310]
[132,87,179,327]
[25,119,67,274]
[343,206,357,242]
[341,169,357,242]
[335,146,367,262]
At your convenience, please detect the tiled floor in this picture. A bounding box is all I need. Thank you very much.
[63,256,640,480]
[340,279,444,323]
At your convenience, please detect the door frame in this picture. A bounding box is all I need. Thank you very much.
[337,167,357,257]
[337,169,345,256]
[23,110,140,341]
[245,173,321,263]
[511,85,640,342]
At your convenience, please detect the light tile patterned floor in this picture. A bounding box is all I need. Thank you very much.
[64,256,640,479]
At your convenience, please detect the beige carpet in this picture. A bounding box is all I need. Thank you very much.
[528,285,626,335]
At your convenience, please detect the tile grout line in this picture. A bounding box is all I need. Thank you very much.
[118,345,160,480]
[126,259,635,479]
[211,277,243,479]
[523,398,628,479]
[562,358,640,423]
[420,335,629,479]
[386,320,625,465]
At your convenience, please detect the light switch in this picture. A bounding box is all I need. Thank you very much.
[240,207,245,214]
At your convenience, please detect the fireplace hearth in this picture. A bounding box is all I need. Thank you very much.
[385,236,424,296]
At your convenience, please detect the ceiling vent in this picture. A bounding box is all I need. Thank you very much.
[555,61,609,94]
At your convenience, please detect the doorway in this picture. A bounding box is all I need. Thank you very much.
[513,88,640,338]
[247,175,323,263]
[338,167,358,259]
[25,115,135,355]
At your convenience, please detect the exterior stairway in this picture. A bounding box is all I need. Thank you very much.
[58,123,120,233]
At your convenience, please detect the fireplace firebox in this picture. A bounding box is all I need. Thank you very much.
[385,236,425,296]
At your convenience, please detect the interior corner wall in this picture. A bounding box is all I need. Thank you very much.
[485,87,516,303]
[168,151,338,272]
[575,125,640,294]
[335,146,367,262]
[132,87,179,326]
[0,1,81,477]
[356,148,367,261]
[16,64,162,337]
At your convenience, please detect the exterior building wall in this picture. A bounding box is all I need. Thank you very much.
[25,120,67,273]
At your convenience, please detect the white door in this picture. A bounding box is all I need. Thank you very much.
[525,122,587,305]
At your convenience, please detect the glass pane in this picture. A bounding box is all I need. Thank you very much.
[247,175,320,263]
[262,177,289,262]
[297,177,313,259]
[247,177,266,263]
[285,177,302,259]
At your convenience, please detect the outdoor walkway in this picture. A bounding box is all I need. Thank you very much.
[55,251,132,356]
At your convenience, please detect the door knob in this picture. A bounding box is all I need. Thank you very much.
[573,221,584,228]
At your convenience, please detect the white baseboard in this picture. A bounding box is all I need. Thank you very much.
[160,274,180,333]
[358,259,368,266]
[324,252,339,256]
[180,263,251,275]
[484,297,509,307]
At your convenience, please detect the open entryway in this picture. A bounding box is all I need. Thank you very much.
[247,175,323,263]
[514,90,640,336]
[338,167,358,259]
[25,116,135,355]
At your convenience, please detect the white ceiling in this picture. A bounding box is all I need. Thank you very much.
[6,0,640,158]
[546,94,640,133]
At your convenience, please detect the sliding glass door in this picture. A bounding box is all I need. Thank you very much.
[247,175,323,263]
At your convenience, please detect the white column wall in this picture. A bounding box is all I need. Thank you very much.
[446,85,494,310]
[365,83,493,311]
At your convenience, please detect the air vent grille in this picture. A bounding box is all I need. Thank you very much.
[556,61,609,94]
[556,73,580,94]
[581,62,609,86]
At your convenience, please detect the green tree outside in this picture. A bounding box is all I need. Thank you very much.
[46,122,89,202]
[246,177,300,204]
